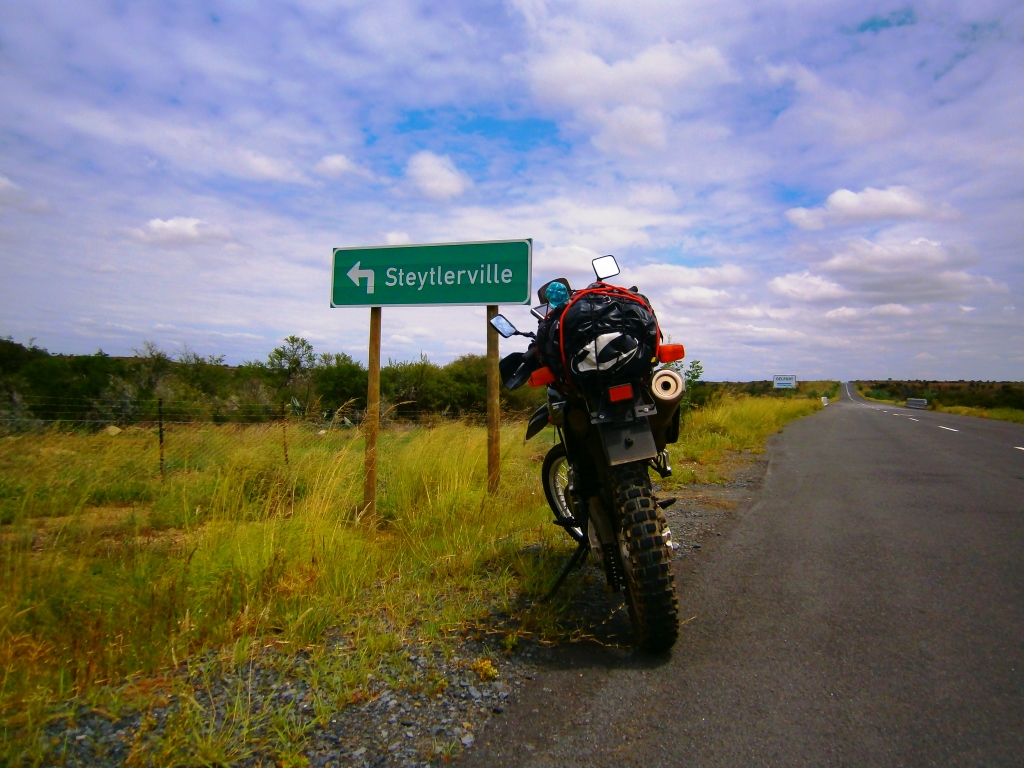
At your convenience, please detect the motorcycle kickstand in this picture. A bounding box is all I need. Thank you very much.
[542,539,589,602]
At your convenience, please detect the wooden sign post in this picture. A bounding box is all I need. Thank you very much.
[363,306,382,519]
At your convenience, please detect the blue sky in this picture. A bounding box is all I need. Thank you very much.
[1,0,1022,380]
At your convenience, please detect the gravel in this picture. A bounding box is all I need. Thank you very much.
[36,638,544,767]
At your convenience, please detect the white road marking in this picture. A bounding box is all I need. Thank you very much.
[1016,447,1024,452]
[909,418,919,422]
[938,426,959,432]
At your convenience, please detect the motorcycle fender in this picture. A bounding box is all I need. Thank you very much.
[525,404,550,440]
[598,417,659,466]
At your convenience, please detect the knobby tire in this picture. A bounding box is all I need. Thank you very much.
[614,462,679,652]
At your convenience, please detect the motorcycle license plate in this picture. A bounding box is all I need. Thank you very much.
[598,418,659,466]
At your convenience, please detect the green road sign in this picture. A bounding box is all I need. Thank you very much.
[331,239,532,307]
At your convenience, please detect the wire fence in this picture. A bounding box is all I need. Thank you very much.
[0,398,513,504]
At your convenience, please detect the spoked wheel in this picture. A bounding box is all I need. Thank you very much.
[612,462,679,652]
[541,444,585,544]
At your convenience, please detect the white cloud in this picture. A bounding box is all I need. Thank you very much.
[128,217,231,245]
[816,237,1005,304]
[314,154,372,179]
[237,151,303,182]
[764,62,905,146]
[592,106,667,153]
[528,40,734,155]
[530,41,733,112]
[0,174,50,213]
[769,272,848,301]
[786,187,930,230]
[630,263,747,288]
[405,151,471,199]
[825,306,858,319]
[385,231,411,245]
[867,303,912,316]
[665,285,731,307]
[822,237,950,274]
[626,183,678,208]
[728,323,806,342]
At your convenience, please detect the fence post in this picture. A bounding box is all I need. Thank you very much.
[486,305,500,494]
[158,398,165,480]
[282,419,289,465]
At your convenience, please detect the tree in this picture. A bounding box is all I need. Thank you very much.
[669,358,705,411]
[314,353,367,409]
[267,336,316,379]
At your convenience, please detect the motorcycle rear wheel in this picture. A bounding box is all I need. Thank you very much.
[542,444,585,544]
[613,462,679,652]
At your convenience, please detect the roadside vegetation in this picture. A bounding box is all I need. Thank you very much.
[855,380,1024,425]
[0,337,835,763]
[0,336,544,426]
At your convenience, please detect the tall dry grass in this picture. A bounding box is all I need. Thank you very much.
[1,395,825,761]
[0,422,556,759]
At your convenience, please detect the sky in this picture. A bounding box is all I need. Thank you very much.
[1,0,1022,381]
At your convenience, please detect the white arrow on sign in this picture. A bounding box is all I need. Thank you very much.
[347,261,375,294]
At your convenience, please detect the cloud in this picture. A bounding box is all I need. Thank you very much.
[384,231,411,245]
[237,151,303,182]
[630,263,747,288]
[786,187,930,230]
[769,271,849,301]
[764,62,905,145]
[821,237,950,274]
[128,217,231,245]
[530,41,733,113]
[825,306,858,320]
[591,106,667,153]
[405,151,471,199]
[314,154,372,179]
[0,174,50,213]
[528,40,733,155]
[626,183,679,208]
[665,285,731,307]
[817,237,1005,304]
[867,303,912,316]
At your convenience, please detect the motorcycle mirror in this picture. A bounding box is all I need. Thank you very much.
[489,314,519,338]
[592,254,620,280]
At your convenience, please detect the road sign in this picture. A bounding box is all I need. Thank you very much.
[773,374,797,389]
[331,239,532,307]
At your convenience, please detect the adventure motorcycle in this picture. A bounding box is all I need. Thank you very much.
[490,255,687,652]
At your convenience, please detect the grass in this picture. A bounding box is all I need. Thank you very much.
[930,404,1024,425]
[0,394,825,763]
[854,383,1024,425]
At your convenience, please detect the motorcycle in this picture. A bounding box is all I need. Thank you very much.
[490,255,687,652]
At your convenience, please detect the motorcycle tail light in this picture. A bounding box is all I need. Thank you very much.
[608,383,633,402]
[657,344,685,363]
[528,367,556,387]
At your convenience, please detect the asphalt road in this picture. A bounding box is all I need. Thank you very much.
[462,386,1024,766]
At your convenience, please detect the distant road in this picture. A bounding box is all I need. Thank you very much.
[462,383,1024,766]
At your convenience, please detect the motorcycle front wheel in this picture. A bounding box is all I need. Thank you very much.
[541,444,585,544]
[613,462,679,652]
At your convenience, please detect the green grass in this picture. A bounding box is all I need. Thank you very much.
[0,396,824,763]
[854,384,1024,425]
[931,404,1024,425]
[663,394,824,486]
